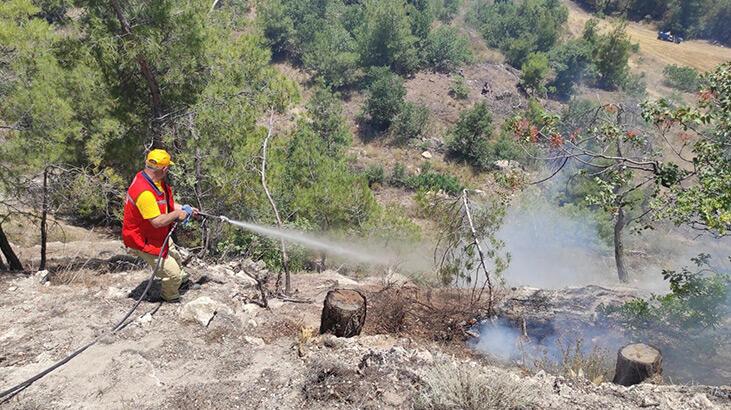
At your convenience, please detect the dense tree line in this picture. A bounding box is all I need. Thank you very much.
[574,0,731,45]
[471,1,637,98]
[259,0,473,88]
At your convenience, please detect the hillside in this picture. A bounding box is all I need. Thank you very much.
[1,0,730,408]
[563,0,731,98]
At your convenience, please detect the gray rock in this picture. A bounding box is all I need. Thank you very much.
[494,159,521,171]
[689,393,714,408]
[267,299,284,309]
[415,349,434,364]
[322,334,345,349]
[244,336,265,346]
[106,287,127,299]
[36,270,50,284]
[234,271,258,287]
[180,296,233,327]
[138,312,153,325]
[241,303,261,315]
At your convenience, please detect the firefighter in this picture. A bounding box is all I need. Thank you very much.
[122,149,198,302]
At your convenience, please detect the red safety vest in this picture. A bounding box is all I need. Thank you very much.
[122,171,175,257]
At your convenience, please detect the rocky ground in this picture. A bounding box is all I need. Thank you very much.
[1,248,730,410]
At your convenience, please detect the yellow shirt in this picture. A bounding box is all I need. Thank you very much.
[135,181,167,220]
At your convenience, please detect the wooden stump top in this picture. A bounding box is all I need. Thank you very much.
[613,343,662,386]
[320,289,367,338]
[621,343,661,365]
[326,289,364,310]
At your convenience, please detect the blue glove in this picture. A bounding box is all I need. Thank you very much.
[181,204,194,225]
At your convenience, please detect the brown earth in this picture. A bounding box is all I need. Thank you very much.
[2,248,730,409]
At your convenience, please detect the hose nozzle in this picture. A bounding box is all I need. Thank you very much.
[197,211,229,223]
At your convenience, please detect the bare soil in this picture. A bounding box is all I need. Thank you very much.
[1,230,729,409]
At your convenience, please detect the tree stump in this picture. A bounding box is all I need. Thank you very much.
[319,289,366,338]
[612,343,662,386]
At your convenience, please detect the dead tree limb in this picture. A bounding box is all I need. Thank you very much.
[240,267,269,309]
[260,110,291,295]
[187,113,210,257]
[461,189,494,314]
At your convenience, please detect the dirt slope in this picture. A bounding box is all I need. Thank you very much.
[2,261,730,409]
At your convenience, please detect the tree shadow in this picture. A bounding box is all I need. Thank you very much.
[355,116,384,143]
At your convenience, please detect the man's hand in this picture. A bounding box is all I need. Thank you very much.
[181,204,195,225]
[176,209,189,221]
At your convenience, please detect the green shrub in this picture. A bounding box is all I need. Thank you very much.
[476,0,568,68]
[363,67,406,130]
[302,24,360,89]
[603,254,730,332]
[490,133,523,162]
[391,101,430,143]
[520,52,549,96]
[662,65,701,92]
[447,102,494,169]
[361,204,422,244]
[449,75,469,99]
[407,165,463,195]
[593,22,633,90]
[548,38,593,99]
[389,162,408,187]
[435,0,463,23]
[358,0,420,74]
[307,84,352,154]
[622,72,647,98]
[364,164,385,187]
[424,26,472,72]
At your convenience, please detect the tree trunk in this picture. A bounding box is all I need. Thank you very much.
[260,111,290,295]
[40,167,48,271]
[614,204,628,283]
[0,224,23,271]
[188,114,210,258]
[319,289,367,338]
[0,254,7,271]
[110,0,164,145]
[613,343,662,386]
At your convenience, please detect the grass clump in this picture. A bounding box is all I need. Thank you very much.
[415,361,537,410]
[449,75,469,99]
[662,64,701,92]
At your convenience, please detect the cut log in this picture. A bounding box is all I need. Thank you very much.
[319,289,366,338]
[612,343,662,386]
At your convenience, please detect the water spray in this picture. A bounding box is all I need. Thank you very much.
[197,212,389,265]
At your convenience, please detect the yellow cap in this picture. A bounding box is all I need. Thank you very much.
[146,149,174,168]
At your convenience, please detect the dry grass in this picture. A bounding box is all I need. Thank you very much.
[3,212,97,246]
[364,285,498,348]
[525,336,615,384]
[414,361,538,410]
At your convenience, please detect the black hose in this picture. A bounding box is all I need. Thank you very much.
[0,222,179,403]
